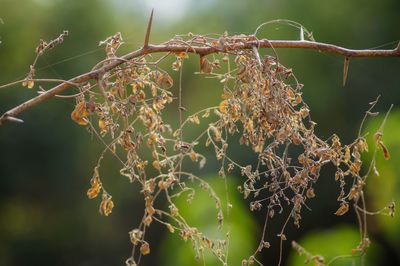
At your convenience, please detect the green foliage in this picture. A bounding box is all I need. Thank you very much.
[365,110,400,244]
[159,176,257,266]
[287,226,382,266]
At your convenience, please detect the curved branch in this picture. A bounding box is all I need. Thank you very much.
[1,37,399,126]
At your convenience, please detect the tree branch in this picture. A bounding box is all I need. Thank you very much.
[1,37,399,126]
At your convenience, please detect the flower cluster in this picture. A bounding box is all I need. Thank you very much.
[68,32,392,265]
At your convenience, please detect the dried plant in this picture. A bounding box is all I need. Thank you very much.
[0,13,398,266]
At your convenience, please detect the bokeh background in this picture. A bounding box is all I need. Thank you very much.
[0,0,399,265]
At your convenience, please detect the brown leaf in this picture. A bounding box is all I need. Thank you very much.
[99,193,114,216]
[200,56,213,73]
[87,178,101,199]
[378,140,391,160]
[373,132,382,142]
[190,150,198,162]
[71,101,89,125]
[334,203,349,216]
[156,72,173,89]
[349,161,361,175]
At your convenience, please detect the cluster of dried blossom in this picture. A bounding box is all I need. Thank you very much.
[66,31,394,265]
[1,21,396,265]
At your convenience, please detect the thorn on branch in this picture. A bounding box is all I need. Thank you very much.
[252,46,263,67]
[343,57,350,87]
[0,114,24,125]
[143,9,154,50]
[300,27,304,41]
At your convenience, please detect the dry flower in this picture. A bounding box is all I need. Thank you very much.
[334,203,349,216]
[140,242,150,255]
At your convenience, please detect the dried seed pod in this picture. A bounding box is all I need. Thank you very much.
[166,223,175,233]
[152,160,161,170]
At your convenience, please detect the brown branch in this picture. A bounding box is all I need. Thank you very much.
[1,37,399,126]
[0,78,80,90]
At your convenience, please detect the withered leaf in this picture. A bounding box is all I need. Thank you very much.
[99,194,114,216]
[71,101,89,126]
[200,56,213,74]
[378,140,390,160]
[334,203,349,216]
[156,72,173,89]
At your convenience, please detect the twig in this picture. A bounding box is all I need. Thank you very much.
[1,36,399,125]
[0,78,80,90]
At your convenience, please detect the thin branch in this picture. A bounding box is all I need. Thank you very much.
[0,78,80,90]
[1,36,399,125]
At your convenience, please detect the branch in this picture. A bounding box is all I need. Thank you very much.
[1,36,399,126]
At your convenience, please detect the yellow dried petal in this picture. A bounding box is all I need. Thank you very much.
[202,110,210,118]
[219,100,228,114]
[144,215,153,226]
[98,119,107,131]
[152,160,161,170]
[349,162,361,175]
[287,88,295,99]
[140,242,150,255]
[175,52,189,59]
[189,115,200,125]
[344,146,351,163]
[190,150,198,162]
[27,80,35,89]
[87,181,101,199]
[71,101,89,126]
[99,195,114,216]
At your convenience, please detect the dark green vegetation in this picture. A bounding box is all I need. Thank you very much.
[0,0,399,265]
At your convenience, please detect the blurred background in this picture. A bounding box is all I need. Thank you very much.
[0,0,399,265]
